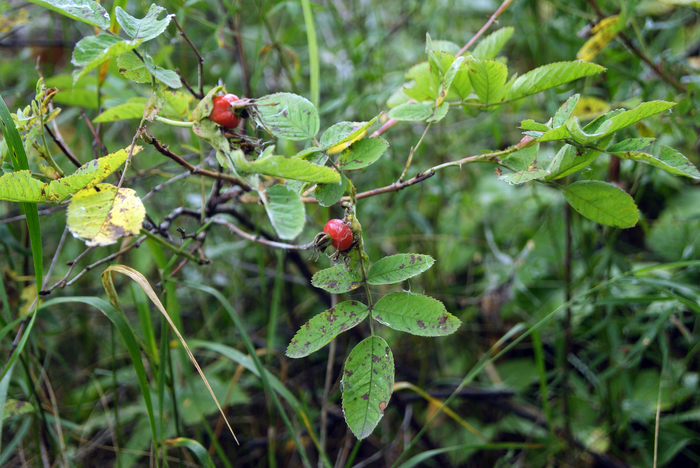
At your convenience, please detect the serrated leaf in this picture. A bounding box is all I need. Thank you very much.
[66,184,146,246]
[606,138,655,153]
[387,102,433,121]
[115,5,172,42]
[93,102,146,122]
[472,27,514,60]
[500,144,548,184]
[315,173,347,207]
[341,336,394,440]
[520,120,549,132]
[24,0,109,29]
[426,102,450,122]
[337,138,388,170]
[286,301,369,358]
[576,16,622,61]
[507,61,605,102]
[403,62,439,101]
[72,35,143,82]
[499,168,550,185]
[468,59,508,106]
[237,153,339,184]
[372,292,461,336]
[366,253,435,285]
[612,146,700,179]
[261,184,304,240]
[163,91,192,118]
[598,101,675,137]
[553,94,581,127]
[311,265,362,294]
[562,180,638,228]
[546,142,608,180]
[320,117,379,152]
[255,93,319,141]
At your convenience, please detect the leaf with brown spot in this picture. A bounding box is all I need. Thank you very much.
[372,292,461,337]
[366,253,435,286]
[311,265,362,294]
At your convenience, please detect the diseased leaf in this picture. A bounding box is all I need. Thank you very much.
[341,337,394,439]
[321,117,379,152]
[115,4,172,42]
[562,180,639,228]
[468,59,508,106]
[372,292,461,336]
[576,16,622,62]
[66,183,146,246]
[311,265,362,294]
[286,301,370,358]
[337,138,388,170]
[387,102,433,121]
[255,93,319,141]
[572,96,610,121]
[471,27,515,60]
[507,61,605,102]
[366,254,435,285]
[24,0,109,29]
[261,184,304,240]
[72,35,143,82]
[612,146,700,180]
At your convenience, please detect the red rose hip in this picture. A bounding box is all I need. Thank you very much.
[323,219,354,251]
[209,94,241,128]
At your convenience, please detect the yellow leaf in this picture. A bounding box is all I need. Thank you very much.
[573,96,611,121]
[66,184,146,247]
[326,130,368,155]
[576,15,622,62]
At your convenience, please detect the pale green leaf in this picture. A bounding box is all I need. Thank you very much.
[538,124,570,142]
[116,53,150,83]
[612,146,700,180]
[115,4,172,42]
[286,301,370,358]
[315,173,347,207]
[337,138,388,170]
[598,101,675,136]
[387,102,433,121]
[366,254,435,285]
[320,117,379,151]
[372,292,461,336]
[311,265,362,294]
[472,27,514,60]
[562,180,639,228]
[468,59,508,106]
[605,138,655,153]
[499,168,550,185]
[341,337,394,439]
[72,35,143,82]
[93,102,145,122]
[426,102,450,122]
[507,61,605,102]
[261,185,304,240]
[241,154,339,184]
[553,94,581,128]
[520,120,549,132]
[255,93,319,141]
[23,0,109,29]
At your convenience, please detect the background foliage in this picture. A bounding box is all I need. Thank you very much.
[1,0,699,466]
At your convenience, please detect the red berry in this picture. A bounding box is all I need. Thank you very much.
[209,94,241,128]
[323,219,354,251]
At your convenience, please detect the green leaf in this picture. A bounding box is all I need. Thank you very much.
[341,336,394,439]
[546,139,610,180]
[115,4,172,42]
[387,102,433,121]
[565,117,608,145]
[261,184,305,240]
[467,59,508,106]
[337,138,389,170]
[234,152,339,184]
[471,27,514,60]
[164,438,215,468]
[117,53,150,83]
[562,180,639,228]
[255,93,319,141]
[597,101,675,136]
[93,102,146,122]
[520,120,549,132]
[315,173,347,207]
[403,62,439,101]
[605,137,655,153]
[372,292,461,336]
[72,35,143,82]
[311,264,362,294]
[499,144,549,184]
[611,146,700,180]
[23,0,109,29]
[45,74,99,109]
[499,167,550,185]
[507,61,606,102]
[286,301,370,358]
[320,117,379,150]
[537,124,570,142]
[366,253,435,285]
[552,94,581,128]
[426,102,450,122]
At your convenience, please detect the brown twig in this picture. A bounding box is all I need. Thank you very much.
[79,110,109,157]
[43,124,81,168]
[142,133,252,190]
[456,0,514,57]
[172,17,204,98]
[212,218,316,250]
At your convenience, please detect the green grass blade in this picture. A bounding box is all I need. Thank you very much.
[301,0,319,106]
